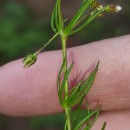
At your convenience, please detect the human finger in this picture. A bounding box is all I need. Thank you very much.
[92,110,130,130]
[0,35,130,116]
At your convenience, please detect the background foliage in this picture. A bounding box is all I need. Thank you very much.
[0,0,130,129]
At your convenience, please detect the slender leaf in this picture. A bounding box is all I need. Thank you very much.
[85,102,91,126]
[61,61,74,92]
[65,0,92,34]
[69,6,109,35]
[101,122,106,130]
[56,0,64,30]
[72,96,84,129]
[57,58,66,90]
[51,4,57,33]
[64,79,82,101]
[51,1,59,32]
[57,58,66,105]
[55,2,60,31]
[51,0,64,32]
[74,108,100,130]
[84,108,100,130]
[67,61,99,107]
[57,60,74,107]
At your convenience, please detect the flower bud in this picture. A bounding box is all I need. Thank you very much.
[23,54,37,68]
[98,12,105,18]
[115,5,122,12]
[105,4,122,13]
[90,0,103,10]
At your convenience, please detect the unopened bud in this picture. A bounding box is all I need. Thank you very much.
[90,0,103,10]
[115,5,122,12]
[23,54,37,68]
[98,12,105,18]
[105,4,122,13]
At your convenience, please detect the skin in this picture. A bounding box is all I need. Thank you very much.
[0,35,130,129]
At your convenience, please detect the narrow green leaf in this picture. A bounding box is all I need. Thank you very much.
[60,62,74,107]
[69,6,108,35]
[67,62,99,107]
[65,0,92,34]
[51,0,64,33]
[72,96,84,129]
[57,60,74,107]
[55,1,60,31]
[57,58,66,90]
[85,102,91,126]
[56,0,64,30]
[60,61,74,93]
[74,108,100,130]
[84,108,100,130]
[51,1,59,32]
[57,58,66,105]
[58,85,64,105]
[64,80,82,101]
[101,122,106,130]
[51,5,57,33]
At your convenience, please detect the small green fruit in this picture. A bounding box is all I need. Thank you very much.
[23,54,37,68]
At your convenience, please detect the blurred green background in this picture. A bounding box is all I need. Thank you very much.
[0,0,129,129]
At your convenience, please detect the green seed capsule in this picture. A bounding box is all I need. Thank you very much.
[23,54,37,68]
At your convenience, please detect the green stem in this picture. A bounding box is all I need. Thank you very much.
[61,33,68,93]
[65,108,71,130]
[35,32,59,55]
[61,32,72,130]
